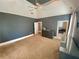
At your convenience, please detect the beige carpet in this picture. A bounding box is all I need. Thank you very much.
[0,35,60,59]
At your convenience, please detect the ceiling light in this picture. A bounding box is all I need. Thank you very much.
[36,3,40,6]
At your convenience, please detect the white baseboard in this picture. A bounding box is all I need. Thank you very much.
[0,34,34,46]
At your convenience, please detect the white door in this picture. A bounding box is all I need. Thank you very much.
[34,22,42,35]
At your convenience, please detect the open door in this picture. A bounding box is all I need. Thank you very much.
[34,22,42,35]
[57,20,69,42]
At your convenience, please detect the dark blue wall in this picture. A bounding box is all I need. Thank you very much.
[77,12,79,21]
[0,12,35,43]
[77,12,79,28]
[41,14,70,34]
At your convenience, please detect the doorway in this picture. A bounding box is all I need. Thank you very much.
[34,22,42,35]
[57,20,69,42]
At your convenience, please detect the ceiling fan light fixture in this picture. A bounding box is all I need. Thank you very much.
[36,3,40,6]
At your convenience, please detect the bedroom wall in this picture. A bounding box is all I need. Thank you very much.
[41,14,70,34]
[0,12,34,43]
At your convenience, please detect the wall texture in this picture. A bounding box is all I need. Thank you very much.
[0,12,34,43]
[41,14,70,34]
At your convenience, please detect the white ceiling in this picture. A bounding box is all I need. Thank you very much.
[61,0,79,11]
[0,0,37,18]
[0,0,79,18]
[37,0,79,18]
